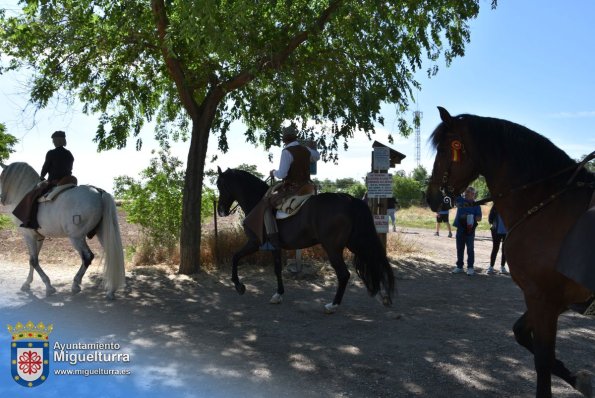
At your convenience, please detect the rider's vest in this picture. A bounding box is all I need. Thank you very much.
[285,145,311,184]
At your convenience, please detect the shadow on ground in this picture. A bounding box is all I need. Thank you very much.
[0,255,593,398]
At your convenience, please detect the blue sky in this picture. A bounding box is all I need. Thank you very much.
[0,0,593,192]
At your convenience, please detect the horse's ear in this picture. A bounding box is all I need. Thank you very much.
[217,166,222,175]
[437,106,452,125]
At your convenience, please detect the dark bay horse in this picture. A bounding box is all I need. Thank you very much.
[216,167,395,313]
[426,107,594,398]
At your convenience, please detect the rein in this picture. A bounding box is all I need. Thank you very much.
[474,163,581,206]
[505,151,595,234]
[454,151,595,235]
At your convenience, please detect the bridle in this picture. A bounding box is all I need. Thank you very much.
[431,137,468,209]
[216,177,240,215]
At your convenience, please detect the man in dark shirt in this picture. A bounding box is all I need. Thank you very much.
[13,131,75,229]
[40,131,74,183]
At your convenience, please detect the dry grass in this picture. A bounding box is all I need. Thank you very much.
[199,226,417,272]
[397,205,492,231]
[125,205,467,269]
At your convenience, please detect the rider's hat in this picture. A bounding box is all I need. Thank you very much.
[51,130,66,139]
[281,124,298,142]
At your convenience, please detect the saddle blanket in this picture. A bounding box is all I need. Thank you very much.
[275,193,314,219]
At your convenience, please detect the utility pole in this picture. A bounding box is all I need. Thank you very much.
[413,110,423,167]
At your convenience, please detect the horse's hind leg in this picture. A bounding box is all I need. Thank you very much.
[269,250,284,304]
[23,235,56,296]
[514,311,593,397]
[70,237,94,295]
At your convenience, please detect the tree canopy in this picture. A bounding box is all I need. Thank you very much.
[0,0,496,273]
[0,123,17,162]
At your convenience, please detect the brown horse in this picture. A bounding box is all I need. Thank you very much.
[216,167,395,313]
[426,107,594,398]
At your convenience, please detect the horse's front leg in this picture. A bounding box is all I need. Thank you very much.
[269,249,284,304]
[525,299,565,398]
[23,235,55,296]
[231,239,260,295]
[21,264,34,292]
[514,311,593,397]
[323,249,350,314]
[70,238,95,295]
[21,235,43,291]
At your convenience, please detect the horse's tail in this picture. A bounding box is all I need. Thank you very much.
[347,196,395,299]
[96,191,126,296]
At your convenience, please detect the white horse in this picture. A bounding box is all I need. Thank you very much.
[0,162,125,299]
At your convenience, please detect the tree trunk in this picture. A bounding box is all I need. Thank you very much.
[178,93,221,274]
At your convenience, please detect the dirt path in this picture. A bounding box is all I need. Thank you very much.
[0,221,593,397]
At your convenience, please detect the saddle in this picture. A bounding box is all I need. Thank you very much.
[38,176,78,203]
[555,190,595,304]
[275,183,316,219]
[243,182,316,245]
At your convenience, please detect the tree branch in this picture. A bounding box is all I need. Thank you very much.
[151,0,200,117]
[221,0,344,93]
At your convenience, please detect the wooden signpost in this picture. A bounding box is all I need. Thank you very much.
[366,141,406,251]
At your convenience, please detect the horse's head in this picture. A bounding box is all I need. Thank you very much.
[216,166,234,217]
[426,107,480,211]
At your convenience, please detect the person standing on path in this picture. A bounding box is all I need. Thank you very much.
[435,209,452,237]
[487,206,509,275]
[451,187,482,276]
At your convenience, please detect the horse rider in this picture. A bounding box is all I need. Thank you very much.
[13,130,75,229]
[243,123,319,249]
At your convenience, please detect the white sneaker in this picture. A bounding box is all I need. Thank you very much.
[466,268,476,276]
[487,267,496,275]
[500,266,509,274]
[451,267,464,274]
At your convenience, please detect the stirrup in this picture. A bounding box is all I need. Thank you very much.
[259,242,276,251]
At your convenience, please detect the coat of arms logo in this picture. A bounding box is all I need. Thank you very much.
[7,321,53,387]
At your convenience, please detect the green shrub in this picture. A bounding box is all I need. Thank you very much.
[393,174,423,207]
[114,149,214,253]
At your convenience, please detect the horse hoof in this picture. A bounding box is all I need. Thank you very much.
[235,283,246,295]
[106,292,116,300]
[71,285,81,295]
[21,283,31,292]
[46,287,57,297]
[382,296,393,307]
[576,370,592,397]
[270,293,283,304]
[324,303,338,314]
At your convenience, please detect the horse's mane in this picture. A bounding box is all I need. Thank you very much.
[225,168,269,193]
[430,114,592,181]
